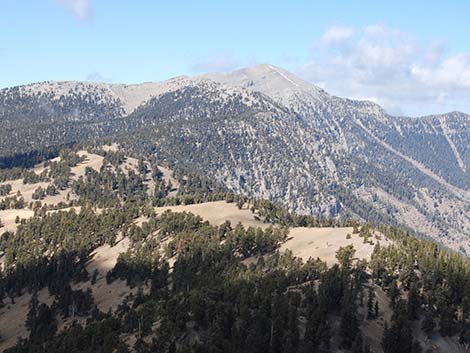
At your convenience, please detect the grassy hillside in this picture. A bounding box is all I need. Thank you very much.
[0,145,469,353]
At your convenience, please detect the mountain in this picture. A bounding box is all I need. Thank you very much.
[1,65,469,252]
[0,77,196,160]
[2,70,470,352]
[0,146,469,353]
[206,65,470,191]
[206,65,470,186]
[202,65,470,249]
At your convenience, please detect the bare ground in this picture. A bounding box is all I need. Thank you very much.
[0,288,52,352]
[157,166,179,197]
[0,151,103,210]
[0,209,35,233]
[154,201,267,229]
[281,227,390,266]
[2,201,464,352]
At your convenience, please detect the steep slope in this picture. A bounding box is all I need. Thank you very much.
[121,83,354,218]
[1,146,469,353]
[1,65,470,252]
[15,77,195,114]
[0,83,121,161]
[203,64,470,251]
[206,65,470,188]
[0,77,194,162]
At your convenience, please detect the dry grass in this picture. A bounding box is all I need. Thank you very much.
[71,151,104,181]
[120,156,139,176]
[0,151,103,214]
[87,237,130,275]
[155,201,267,229]
[155,201,387,266]
[358,285,393,352]
[0,200,466,352]
[157,166,179,197]
[0,288,52,352]
[0,179,50,204]
[102,143,119,152]
[0,237,134,351]
[71,237,134,312]
[0,209,35,233]
[281,227,390,266]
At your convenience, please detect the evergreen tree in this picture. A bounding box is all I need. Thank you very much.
[421,313,435,338]
[367,286,375,319]
[439,306,455,336]
[336,245,356,270]
[352,331,364,353]
[340,299,359,349]
[389,279,400,307]
[407,283,420,320]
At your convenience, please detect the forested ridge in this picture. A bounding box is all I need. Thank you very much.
[1,71,469,253]
[0,144,469,352]
[0,65,470,352]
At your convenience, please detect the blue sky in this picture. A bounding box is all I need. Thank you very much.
[1,0,470,116]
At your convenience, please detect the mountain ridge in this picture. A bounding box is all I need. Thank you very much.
[6,63,468,118]
[1,64,469,253]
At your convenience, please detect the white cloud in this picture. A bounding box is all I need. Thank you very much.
[300,24,470,116]
[54,0,92,21]
[321,25,354,45]
[87,72,112,82]
[412,54,470,89]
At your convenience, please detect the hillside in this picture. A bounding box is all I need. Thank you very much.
[204,64,470,248]
[0,198,384,351]
[118,78,470,253]
[1,64,468,254]
[0,147,470,352]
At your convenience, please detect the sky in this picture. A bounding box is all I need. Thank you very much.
[1,0,470,116]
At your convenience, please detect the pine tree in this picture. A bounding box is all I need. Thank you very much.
[316,321,331,353]
[336,245,356,270]
[389,280,399,307]
[439,305,455,336]
[340,301,359,349]
[410,340,423,353]
[358,286,364,307]
[351,331,364,353]
[367,286,375,319]
[25,291,39,333]
[407,283,420,320]
[421,313,435,338]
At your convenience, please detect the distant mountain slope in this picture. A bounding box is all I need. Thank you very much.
[116,83,469,252]
[0,77,197,161]
[205,64,470,190]
[1,65,469,252]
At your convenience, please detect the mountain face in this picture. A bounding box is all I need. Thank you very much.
[206,65,470,190]
[0,78,197,160]
[1,65,469,252]
[202,66,470,244]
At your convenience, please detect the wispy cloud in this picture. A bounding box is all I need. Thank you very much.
[300,24,470,116]
[54,0,92,22]
[321,25,354,46]
[86,72,112,82]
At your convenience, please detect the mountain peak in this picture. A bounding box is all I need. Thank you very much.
[201,64,329,105]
